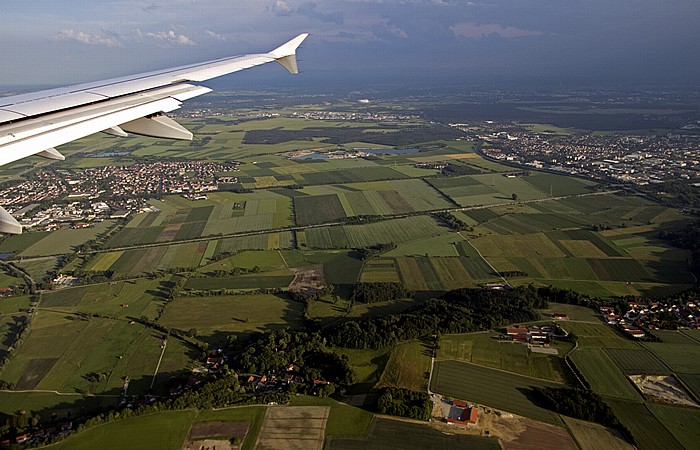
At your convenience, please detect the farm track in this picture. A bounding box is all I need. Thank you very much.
[77,189,620,256]
[0,389,120,397]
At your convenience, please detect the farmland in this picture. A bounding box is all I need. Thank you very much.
[377,340,432,391]
[437,331,572,383]
[430,359,564,425]
[0,105,698,449]
[158,293,306,343]
[327,417,501,450]
[607,400,685,450]
[561,416,635,450]
[0,309,195,396]
[50,410,197,450]
[569,348,643,401]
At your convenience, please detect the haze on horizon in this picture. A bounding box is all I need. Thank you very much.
[2,0,699,91]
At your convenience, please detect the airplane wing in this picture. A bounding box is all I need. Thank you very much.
[0,33,308,233]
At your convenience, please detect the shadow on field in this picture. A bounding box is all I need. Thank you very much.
[515,386,549,410]
[0,369,194,432]
[145,279,176,300]
[0,315,26,359]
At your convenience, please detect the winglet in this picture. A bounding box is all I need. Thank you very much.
[269,33,309,74]
[0,207,22,234]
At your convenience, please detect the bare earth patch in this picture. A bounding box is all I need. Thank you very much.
[629,374,699,407]
[288,265,326,293]
[430,394,576,450]
[184,421,249,450]
[255,406,329,450]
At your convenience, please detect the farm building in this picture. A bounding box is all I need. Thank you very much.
[446,401,479,427]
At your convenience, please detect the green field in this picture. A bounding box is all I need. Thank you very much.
[570,348,643,401]
[559,322,639,349]
[561,416,635,450]
[642,343,700,374]
[430,359,563,425]
[438,331,572,383]
[327,417,501,450]
[0,309,195,396]
[607,400,685,450]
[305,216,448,249]
[50,410,197,450]
[646,403,700,450]
[1,112,698,444]
[159,293,305,343]
[106,192,293,247]
[604,348,671,375]
[0,221,115,257]
[294,194,347,225]
[377,340,432,391]
[0,391,114,423]
[42,278,169,320]
[334,347,390,388]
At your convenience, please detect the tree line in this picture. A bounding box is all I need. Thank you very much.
[350,282,413,304]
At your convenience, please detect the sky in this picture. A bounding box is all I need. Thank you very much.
[2,0,700,89]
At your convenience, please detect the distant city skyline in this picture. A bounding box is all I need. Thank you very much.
[2,0,699,89]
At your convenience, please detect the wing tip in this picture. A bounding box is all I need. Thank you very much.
[270,33,309,59]
[270,34,309,74]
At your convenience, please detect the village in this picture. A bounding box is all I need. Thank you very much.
[600,296,699,338]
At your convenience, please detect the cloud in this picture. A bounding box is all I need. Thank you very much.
[137,29,195,46]
[385,23,408,39]
[298,3,344,25]
[271,0,292,15]
[450,22,544,39]
[205,30,226,41]
[56,29,122,47]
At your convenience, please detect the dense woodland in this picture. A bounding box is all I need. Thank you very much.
[325,286,548,349]
[235,328,354,387]
[350,282,413,304]
[534,387,632,441]
[433,212,471,231]
[376,387,433,421]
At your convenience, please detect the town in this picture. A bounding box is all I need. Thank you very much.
[0,161,239,230]
[459,123,700,186]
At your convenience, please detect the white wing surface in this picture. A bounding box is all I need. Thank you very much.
[0,34,308,233]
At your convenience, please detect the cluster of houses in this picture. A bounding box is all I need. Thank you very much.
[241,364,331,395]
[197,350,331,396]
[3,421,73,447]
[600,305,646,338]
[600,298,699,337]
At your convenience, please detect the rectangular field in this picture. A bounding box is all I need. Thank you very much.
[646,403,700,450]
[603,348,671,375]
[294,194,347,226]
[430,360,563,425]
[438,332,571,383]
[159,294,305,344]
[570,348,643,401]
[327,417,501,450]
[607,400,685,450]
[642,343,700,374]
[305,216,448,249]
